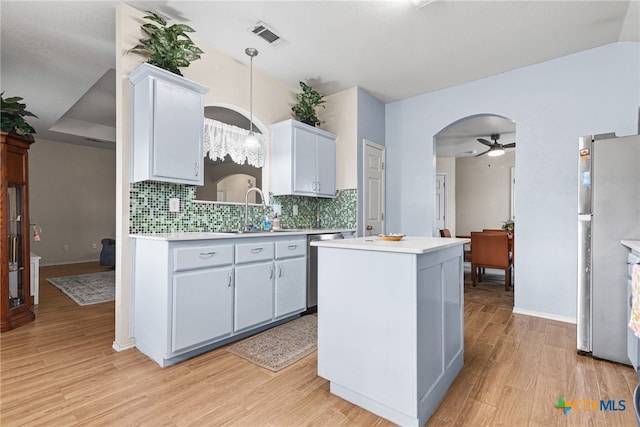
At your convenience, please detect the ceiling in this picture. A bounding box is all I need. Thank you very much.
[435,114,516,158]
[1,1,638,151]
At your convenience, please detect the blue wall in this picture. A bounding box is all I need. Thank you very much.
[385,42,640,321]
[357,87,386,236]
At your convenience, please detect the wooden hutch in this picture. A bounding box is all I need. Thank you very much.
[1,131,35,331]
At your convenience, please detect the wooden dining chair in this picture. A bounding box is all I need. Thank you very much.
[439,229,452,237]
[483,229,514,266]
[471,231,513,291]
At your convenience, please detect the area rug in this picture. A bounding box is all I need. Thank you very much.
[227,315,317,372]
[46,271,115,306]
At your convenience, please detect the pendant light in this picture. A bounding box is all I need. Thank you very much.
[244,47,260,150]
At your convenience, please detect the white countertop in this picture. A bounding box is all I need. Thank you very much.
[130,228,355,241]
[622,240,640,253]
[310,236,469,254]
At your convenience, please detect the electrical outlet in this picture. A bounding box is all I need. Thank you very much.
[63,244,69,251]
[92,243,97,249]
[169,198,180,212]
[272,204,282,215]
[292,205,298,216]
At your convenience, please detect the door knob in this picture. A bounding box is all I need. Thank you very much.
[366,225,373,231]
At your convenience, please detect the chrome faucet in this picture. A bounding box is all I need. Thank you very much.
[244,187,267,232]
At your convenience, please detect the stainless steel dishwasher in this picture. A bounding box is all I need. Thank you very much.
[307,232,344,310]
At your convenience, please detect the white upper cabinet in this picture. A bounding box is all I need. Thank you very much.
[271,119,337,198]
[128,63,209,185]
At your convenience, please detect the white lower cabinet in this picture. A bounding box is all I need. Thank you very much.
[172,267,233,353]
[275,257,306,318]
[132,234,307,368]
[234,262,274,332]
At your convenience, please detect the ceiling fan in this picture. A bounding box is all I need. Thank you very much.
[475,134,515,157]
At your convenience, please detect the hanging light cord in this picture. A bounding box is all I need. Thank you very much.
[245,48,258,135]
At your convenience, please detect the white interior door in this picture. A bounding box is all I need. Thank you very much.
[435,173,446,230]
[363,140,385,236]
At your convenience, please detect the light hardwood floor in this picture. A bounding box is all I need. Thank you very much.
[0,262,637,426]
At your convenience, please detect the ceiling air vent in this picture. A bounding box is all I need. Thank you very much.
[248,21,287,48]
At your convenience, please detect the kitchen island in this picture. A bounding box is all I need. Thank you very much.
[311,236,469,426]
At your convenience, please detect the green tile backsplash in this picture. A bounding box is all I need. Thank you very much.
[130,182,357,234]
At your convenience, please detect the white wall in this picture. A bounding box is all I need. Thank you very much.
[455,152,514,235]
[386,42,639,321]
[436,158,456,236]
[29,139,115,265]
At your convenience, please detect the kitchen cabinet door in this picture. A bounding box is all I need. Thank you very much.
[172,266,233,354]
[152,79,204,183]
[234,262,274,331]
[292,126,318,195]
[275,257,306,318]
[315,133,336,197]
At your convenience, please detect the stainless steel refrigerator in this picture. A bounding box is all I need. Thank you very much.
[577,133,640,364]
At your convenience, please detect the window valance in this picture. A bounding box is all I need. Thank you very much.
[203,118,265,168]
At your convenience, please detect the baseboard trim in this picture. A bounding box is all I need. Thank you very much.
[40,259,101,267]
[512,307,576,324]
[112,339,136,352]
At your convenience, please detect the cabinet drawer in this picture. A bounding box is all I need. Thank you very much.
[174,245,233,271]
[276,240,306,259]
[235,242,274,264]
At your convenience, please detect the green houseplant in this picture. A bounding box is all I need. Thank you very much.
[501,219,514,234]
[291,81,325,127]
[130,11,203,76]
[1,92,37,139]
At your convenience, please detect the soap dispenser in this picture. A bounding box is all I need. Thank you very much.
[263,213,272,231]
[272,214,281,230]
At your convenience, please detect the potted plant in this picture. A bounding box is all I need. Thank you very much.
[501,219,514,234]
[1,92,37,139]
[130,11,203,76]
[291,81,325,127]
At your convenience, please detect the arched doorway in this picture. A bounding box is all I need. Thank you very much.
[434,114,516,305]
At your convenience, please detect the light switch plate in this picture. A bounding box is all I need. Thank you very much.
[272,204,282,215]
[169,198,180,212]
[292,205,298,216]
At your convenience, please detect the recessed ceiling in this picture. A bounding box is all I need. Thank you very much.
[1,1,638,149]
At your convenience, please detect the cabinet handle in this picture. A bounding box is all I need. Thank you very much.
[316,181,320,191]
[279,265,284,277]
[270,266,274,279]
[200,251,216,257]
[251,247,263,254]
[228,272,232,287]
[195,162,199,177]
[288,244,297,250]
